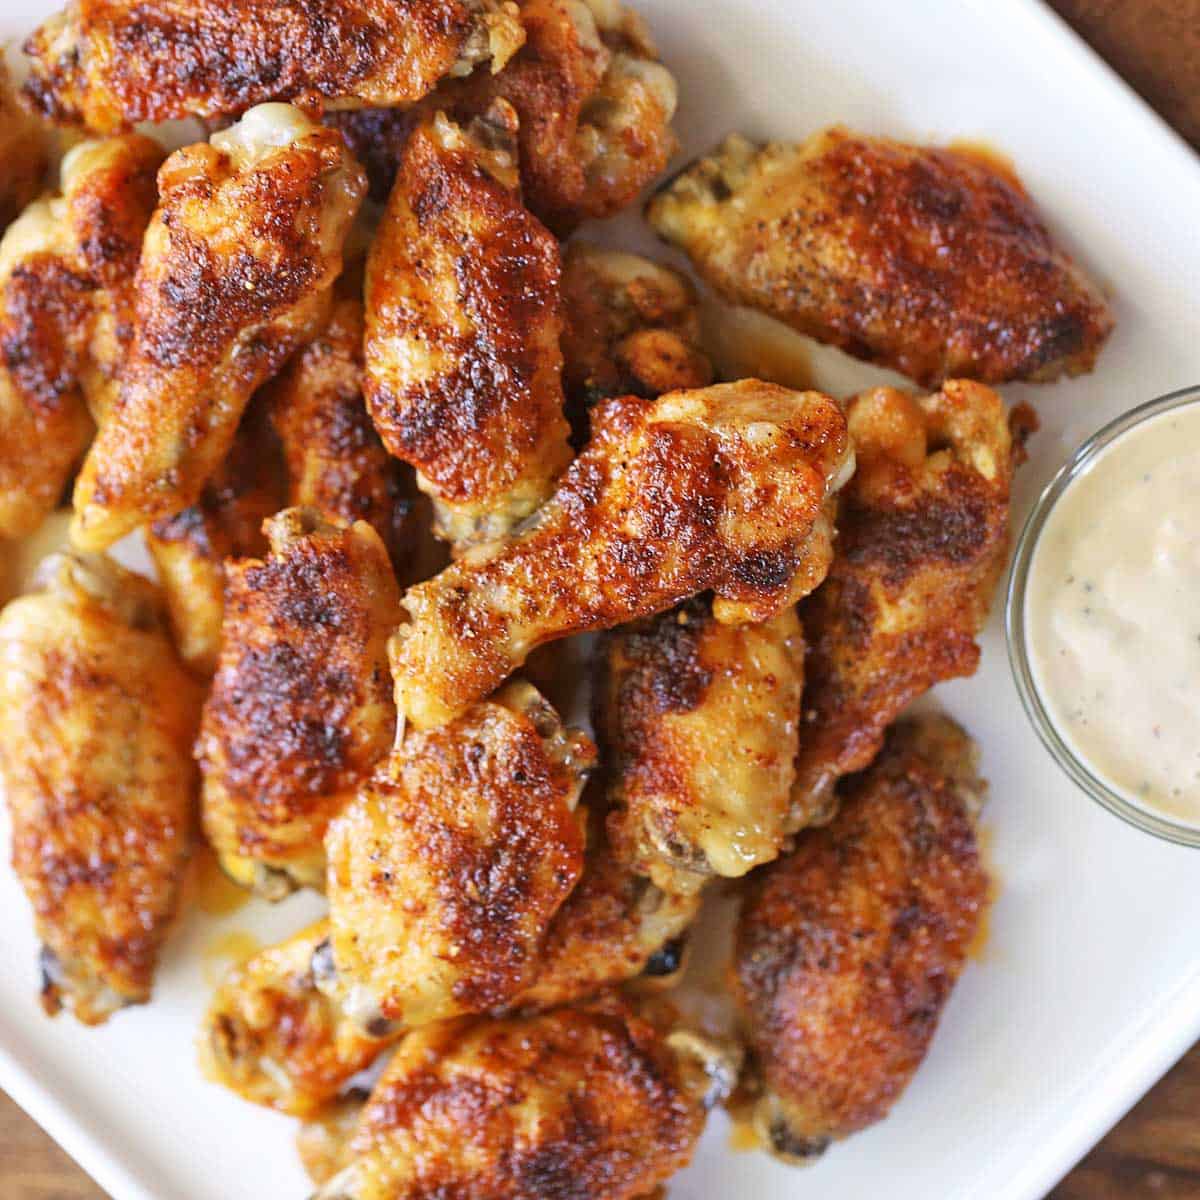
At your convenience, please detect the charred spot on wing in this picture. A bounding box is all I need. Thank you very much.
[731,548,797,593]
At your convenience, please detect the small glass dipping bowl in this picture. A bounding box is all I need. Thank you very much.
[1006,384,1200,847]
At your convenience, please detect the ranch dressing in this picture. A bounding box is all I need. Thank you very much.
[1026,403,1200,823]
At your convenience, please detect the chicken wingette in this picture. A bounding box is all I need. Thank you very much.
[363,105,571,548]
[390,379,850,730]
[324,681,594,1031]
[71,104,365,551]
[596,598,805,894]
[0,133,162,538]
[197,509,402,898]
[0,553,201,1024]
[792,381,1022,826]
[648,127,1114,387]
[734,716,989,1160]
[23,0,525,135]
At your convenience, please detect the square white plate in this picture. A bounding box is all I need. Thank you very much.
[3,1,1200,1198]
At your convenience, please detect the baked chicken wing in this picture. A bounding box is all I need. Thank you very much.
[0,553,201,1024]
[0,60,49,232]
[648,127,1114,387]
[312,998,708,1200]
[793,381,1021,824]
[71,104,366,551]
[363,106,571,548]
[197,509,402,898]
[734,716,989,1159]
[323,681,594,1031]
[596,598,805,894]
[23,0,525,135]
[390,380,850,730]
[0,133,162,538]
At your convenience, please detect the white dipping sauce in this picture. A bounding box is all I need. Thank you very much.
[1026,402,1200,823]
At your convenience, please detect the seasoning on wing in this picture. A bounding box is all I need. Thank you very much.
[0,60,49,232]
[0,133,162,539]
[0,553,201,1024]
[733,716,989,1160]
[363,105,571,549]
[793,381,1024,826]
[648,127,1114,387]
[390,379,851,731]
[71,104,366,551]
[23,0,525,135]
[324,681,594,1031]
[197,509,402,898]
[596,598,805,894]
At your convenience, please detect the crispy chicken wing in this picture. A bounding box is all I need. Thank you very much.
[71,104,366,551]
[197,509,402,898]
[324,681,594,1031]
[0,133,162,538]
[596,598,805,894]
[648,127,1114,387]
[793,381,1021,825]
[363,106,571,548]
[312,998,707,1200]
[0,60,49,232]
[0,553,201,1024]
[22,0,525,135]
[734,716,989,1159]
[390,380,850,730]
[145,403,286,674]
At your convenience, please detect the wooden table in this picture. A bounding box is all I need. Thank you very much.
[3,1,1200,1197]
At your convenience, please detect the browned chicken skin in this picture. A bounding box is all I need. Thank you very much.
[22,0,525,135]
[390,380,851,730]
[734,716,989,1160]
[793,381,1023,825]
[0,133,162,539]
[0,60,49,232]
[312,998,708,1200]
[197,509,402,898]
[648,128,1114,387]
[364,106,571,549]
[71,104,366,551]
[0,553,201,1024]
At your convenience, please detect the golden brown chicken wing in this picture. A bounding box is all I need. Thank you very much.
[324,681,594,1031]
[390,380,850,730]
[0,60,49,232]
[0,553,201,1024]
[197,509,402,898]
[22,0,525,135]
[0,132,162,539]
[793,381,1022,825]
[648,127,1114,388]
[596,598,805,895]
[363,105,571,548]
[561,241,712,438]
[71,104,366,551]
[733,716,989,1160]
[145,403,286,674]
[312,998,708,1200]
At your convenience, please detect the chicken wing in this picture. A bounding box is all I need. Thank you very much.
[733,716,989,1159]
[0,60,49,232]
[390,380,850,731]
[0,553,201,1024]
[324,681,594,1031]
[648,127,1114,387]
[0,132,162,538]
[596,598,805,895]
[793,381,1021,825]
[22,0,525,135]
[312,998,708,1200]
[71,104,366,551]
[197,509,402,898]
[363,105,571,548]
[561,241,712,439]
[145,403,286,675]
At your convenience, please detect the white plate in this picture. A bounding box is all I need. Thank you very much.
[3,2,1200,1198]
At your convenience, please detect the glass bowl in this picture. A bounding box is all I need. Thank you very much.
[1005,383,1200,847]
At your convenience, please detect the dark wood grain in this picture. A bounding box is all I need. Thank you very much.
[1,2,1199,1198]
